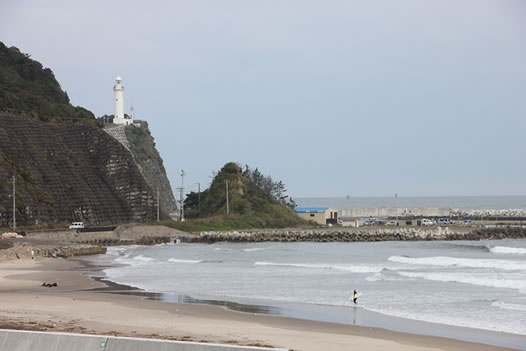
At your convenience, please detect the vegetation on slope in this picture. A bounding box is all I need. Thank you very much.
[163,162,308,231]
[0,42,95,123]
[125,120,178,214]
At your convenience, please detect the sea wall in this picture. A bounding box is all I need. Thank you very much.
[187,227,526,244]
[0,225,191,261]
[339,207,451,218]
[0,243,106,261]
[24,225,189,246]
[0,329,288,351]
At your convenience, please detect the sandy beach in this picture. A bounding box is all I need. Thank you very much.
[0,257,522,351]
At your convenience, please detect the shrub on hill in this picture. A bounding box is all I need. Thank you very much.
[176,162,305,230]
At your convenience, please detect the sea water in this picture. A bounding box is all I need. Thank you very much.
[99,239,526,338]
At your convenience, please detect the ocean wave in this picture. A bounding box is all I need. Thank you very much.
[254,261,383,273]
[491,301,526,312]
[366,269,407,282]
[441,242,491,253]
[167,258,203,263]
[113,254,156,267]
[363,305,525,335]
[489,246,526,255]
[106,246,139,256]
[242,247,268,252]
[397,271,526,290]
[388,255,526,271]
[106,247,128,256]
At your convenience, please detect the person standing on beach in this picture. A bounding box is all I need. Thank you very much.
[353,290,359,304]
[31,249,35,260]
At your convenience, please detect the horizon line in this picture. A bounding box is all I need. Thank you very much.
[295,194,526,199]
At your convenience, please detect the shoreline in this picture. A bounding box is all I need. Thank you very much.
[0,257,523,350]
[78,257,526,350]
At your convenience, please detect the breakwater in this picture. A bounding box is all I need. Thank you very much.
[0,243,107,261]
[0,225,191,261]
[454,208,526,219]
[186,227,526,244]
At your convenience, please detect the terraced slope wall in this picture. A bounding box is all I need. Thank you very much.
[0,113,163,226]
[105,121,177,217]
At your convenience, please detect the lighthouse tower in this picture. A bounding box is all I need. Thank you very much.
[113,76,130,125]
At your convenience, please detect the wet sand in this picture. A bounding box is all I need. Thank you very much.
[0,257,522,351]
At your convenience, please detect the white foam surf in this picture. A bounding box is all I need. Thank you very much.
[489,246,526,255]
[397,271,526,290]
[114,254,155,265]
[491,301,526,312]
[133,255,155,262]
[167,258,202,263]
[254,261,383,273]
[388,256,526,271]
[366,269,406,282]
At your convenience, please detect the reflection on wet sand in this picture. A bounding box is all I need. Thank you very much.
[92,277,281,315]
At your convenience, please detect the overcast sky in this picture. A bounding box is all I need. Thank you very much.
[1,0,525,197]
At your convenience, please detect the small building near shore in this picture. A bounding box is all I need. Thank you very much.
[398,219,421,226]
[295,207,339,225]
[338,217,361,227]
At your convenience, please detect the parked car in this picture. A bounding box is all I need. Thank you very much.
[422,218,434,226]
[385,221,399,226]
[437,218,453,225]
[463,219,473,226]
[364,219,384,226]
[69,222,85,229]
[362,219,375,226]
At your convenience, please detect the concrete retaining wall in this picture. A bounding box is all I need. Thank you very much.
[0,330,289,351]
[339,207,452,218]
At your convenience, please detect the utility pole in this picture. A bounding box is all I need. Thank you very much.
[176,187,182,219]
[12,175,16,231]
[180,170,186,222]
[395,193,399,223]
[156,186,160,222]
[225,180,230,215]
[195,182,201,215]
[346,194,350,218]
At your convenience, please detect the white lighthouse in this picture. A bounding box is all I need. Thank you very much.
[113,76,132,125]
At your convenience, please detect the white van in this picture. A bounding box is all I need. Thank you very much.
[422,218,434,226]
[69,222,85,229]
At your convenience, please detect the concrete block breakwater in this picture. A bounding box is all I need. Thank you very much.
[187,228,526,244]
[455,208,526,218]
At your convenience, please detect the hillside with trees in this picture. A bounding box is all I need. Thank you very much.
[166,162,307,231]
[0,43,175,227]
[0,42,95,123]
